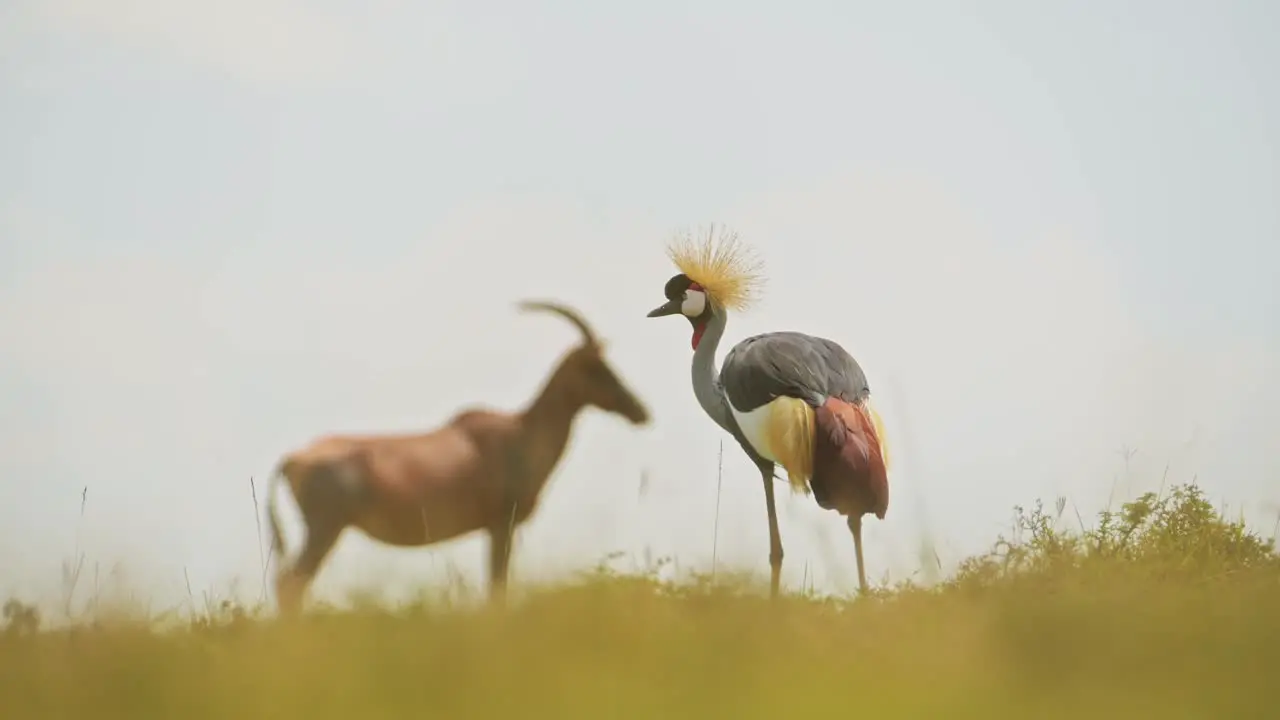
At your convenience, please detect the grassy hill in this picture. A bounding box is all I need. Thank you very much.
[3,483,1277,719]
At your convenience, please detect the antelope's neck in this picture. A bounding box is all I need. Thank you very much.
[520,364,586,492]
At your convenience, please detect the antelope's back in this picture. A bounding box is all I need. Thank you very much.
[279,435,369,491]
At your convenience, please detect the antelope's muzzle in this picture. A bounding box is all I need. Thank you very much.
[623,393,651,425]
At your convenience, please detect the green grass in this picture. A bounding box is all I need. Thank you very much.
[3,483,1278,719]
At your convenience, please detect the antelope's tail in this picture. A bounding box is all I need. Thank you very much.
[266,462,289,566]
[811,396,890,519]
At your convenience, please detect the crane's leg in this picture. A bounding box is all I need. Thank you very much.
[758,461,784,600]
[847,514,869,596]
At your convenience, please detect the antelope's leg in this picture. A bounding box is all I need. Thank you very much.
[487,523,513,606]
[486,447,524,606]
[758,460,784,600]
[276,461,359,617]
[278,521,342,617]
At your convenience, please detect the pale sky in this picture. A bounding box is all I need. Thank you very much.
[2,0,1277,612]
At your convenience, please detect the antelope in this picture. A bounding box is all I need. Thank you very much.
[266,300,650,616]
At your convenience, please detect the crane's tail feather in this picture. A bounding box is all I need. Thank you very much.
[812,397,890,519]
[765,396,816,495]
[865,398,891,472]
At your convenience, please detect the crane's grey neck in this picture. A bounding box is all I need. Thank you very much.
[691,308,732,432]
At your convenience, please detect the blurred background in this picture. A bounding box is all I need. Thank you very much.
[1,0,1276,612]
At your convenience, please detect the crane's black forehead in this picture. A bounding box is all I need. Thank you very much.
[663,273,693,300]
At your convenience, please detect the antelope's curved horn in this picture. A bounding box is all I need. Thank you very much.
[518,300,598,346]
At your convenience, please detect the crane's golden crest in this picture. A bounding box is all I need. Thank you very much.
[665,224,766,312]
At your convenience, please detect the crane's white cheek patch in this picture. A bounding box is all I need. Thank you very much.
[729,401,778,463]
[681,290,706,317]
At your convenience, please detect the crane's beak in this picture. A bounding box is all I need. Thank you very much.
[646,299,681,318]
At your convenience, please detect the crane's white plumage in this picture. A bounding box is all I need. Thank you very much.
[681,288,706,317]
[729,402,775,462]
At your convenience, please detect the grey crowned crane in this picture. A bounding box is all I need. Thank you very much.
[646,226,891,598]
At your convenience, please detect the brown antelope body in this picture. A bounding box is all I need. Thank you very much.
[266,301,649,616]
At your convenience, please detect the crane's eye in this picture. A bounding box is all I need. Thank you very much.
[681,289,706,317]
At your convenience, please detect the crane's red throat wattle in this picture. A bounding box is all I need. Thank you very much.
[691,321,707,350]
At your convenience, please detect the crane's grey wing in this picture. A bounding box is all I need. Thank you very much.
[720,331,870,412]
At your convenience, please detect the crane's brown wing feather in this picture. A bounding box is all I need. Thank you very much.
[812,397,889,519]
